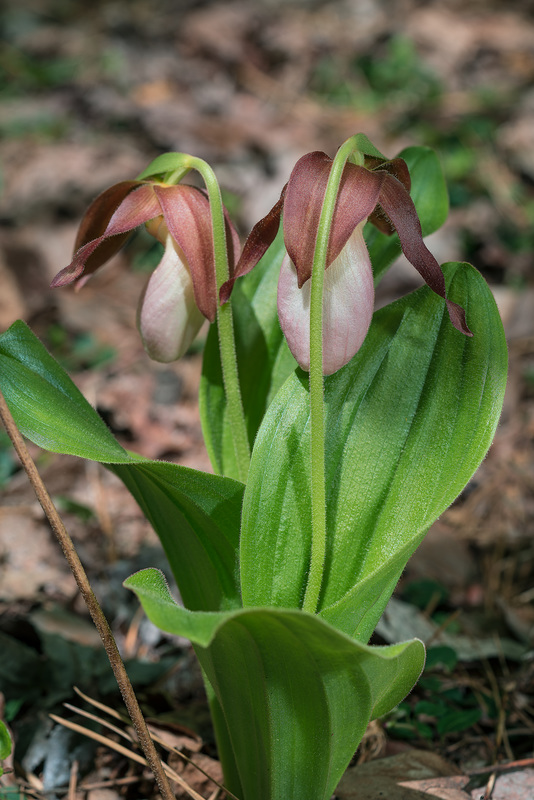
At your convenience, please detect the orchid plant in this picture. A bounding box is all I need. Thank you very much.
[0,134,507,800]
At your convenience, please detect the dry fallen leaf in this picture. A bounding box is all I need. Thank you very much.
[473,768,534,800]
[336,750,471,800]
[401,775,471,800]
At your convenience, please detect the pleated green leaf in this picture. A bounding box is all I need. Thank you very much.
[125,567,425,800]
[240,262,507,640]
[0,321,128,463]
[199,227,296,479]
[110,462,243,611]
[0,321,243,612]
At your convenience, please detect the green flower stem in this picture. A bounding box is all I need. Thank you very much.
[189,156,250,483]
[303,136,362,614]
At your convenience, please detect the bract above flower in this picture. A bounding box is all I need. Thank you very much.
[52,179,240,361]
[223,150,472,375]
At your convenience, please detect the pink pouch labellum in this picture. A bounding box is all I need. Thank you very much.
[278,222,374,375]
[137,236,205,363]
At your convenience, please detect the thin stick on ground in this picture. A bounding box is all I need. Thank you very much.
[0,389,176,800]
[49,715,204,800]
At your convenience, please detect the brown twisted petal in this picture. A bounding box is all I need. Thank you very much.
[219,187,286,304]
[221,152,346,301]
[155,184,241,322]
[72,181,144,277]
[73,181,142,250]
[51,184,161,287]
[367,158,412,234]
[378,174,472,336]
[374,158,411,192]
[221,152,388,302]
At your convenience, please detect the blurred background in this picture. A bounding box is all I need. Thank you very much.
[1,0,534,797]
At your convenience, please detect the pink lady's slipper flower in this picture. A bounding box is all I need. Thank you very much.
[222,151,471,375]
[52,180,240,361]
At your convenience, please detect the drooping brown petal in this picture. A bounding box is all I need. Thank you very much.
[222,200,242,283]
[282,152,331,285]
[72,181,144,277]
[367,158,412,234]
[283,152,385,287]
[327,163,386,271]
[374,158,411,192]
[219,188,286,304]
[52,184,162,287]
[73,181,142,250]
[378,175,472,336]
[367,205,395,235]
[155,184,218,321]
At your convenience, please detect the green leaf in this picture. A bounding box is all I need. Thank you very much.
[0,631,44,708]
[240,262,507,641]
[0,790,31,800]
[0,321,243,612]
[366,145,449,284]
[401,145,449,236]
[437,707,481,735]
[414,719,434,739]
[0,322,127,463]
[200,227,296,478]
[110,462,243,611]
[125,567,425,800]
[425,645,458,672]
[0,720,12,761]
[414,700,448,717]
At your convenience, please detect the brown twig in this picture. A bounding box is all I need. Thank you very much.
[49,714,206,800]
[68,759,78,800]
[69,688,240,800]
[0,389,176,800]
[465,756,534,777]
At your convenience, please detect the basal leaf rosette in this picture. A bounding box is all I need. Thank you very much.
[125,567,425,800]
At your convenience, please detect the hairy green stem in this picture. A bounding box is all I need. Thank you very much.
[0,390,176,800]
[188,156,250,483]
[302,135,362,614]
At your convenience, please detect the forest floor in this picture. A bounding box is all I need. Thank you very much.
[0,0,534,798]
